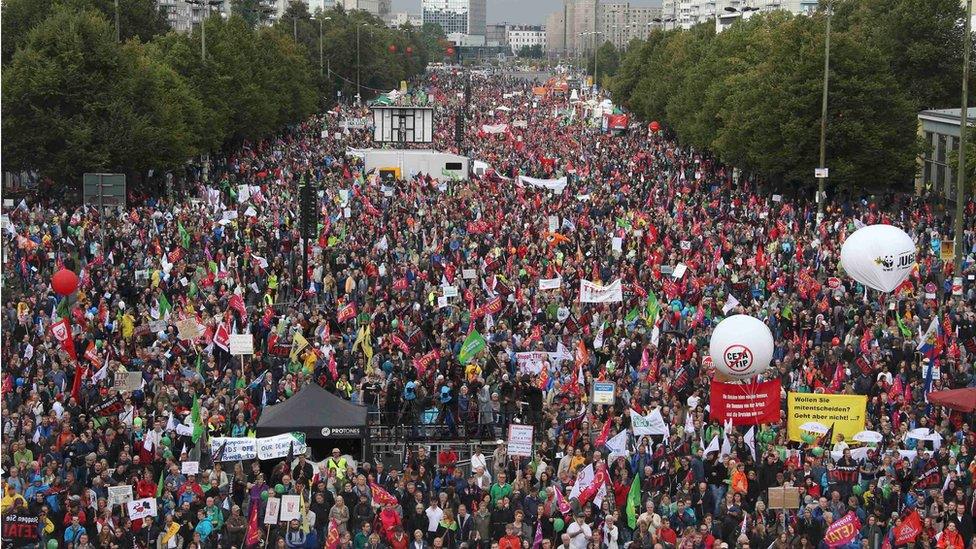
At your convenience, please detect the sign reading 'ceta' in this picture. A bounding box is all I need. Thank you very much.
[823,512,861,548]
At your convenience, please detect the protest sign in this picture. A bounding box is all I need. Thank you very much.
[126,498,158,520]
[630,408,669,436]
[579,279,623,303]
[462,269,476,279]
[515,352,548,374]
[108,485,133,507]
[228,334,254,355]
[442,285,458,298]
[709,379,781,425]
[507,424,534,457]
[592,382,616,405]
[91,395,125,417]
[176,319,204,341]
[181,461,199,475]
[209,437,257,462]
[787,393,866,443]
[256,432,307,460]
[114,371,143,392]
[767,487,801,509]
[539,277,562,290]
[264,497,281,524]
[279,495,302,521]
[823,512,861,548]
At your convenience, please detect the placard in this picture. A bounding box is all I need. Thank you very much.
[767,487,801,509]
[181,461,199,475]
[952,277,963,296]
[437,296,449,309]
[228,334,254,355]
[176,319,204,341]
[507,424,534,457]
[592,381,616,405]
[2,513,39,542]
[126,498,158,520]
[786,393,866,443]
[515,352,548,374]
[672,263,688,279]
[539,277,562,290]
[279,495,302,521]
[462,269,477,279]
[148,320,167,332]
[611,237,623,253]
[264,497,281,524]
[548,215,559,231]
[442,285,458,298]
[579,279,623,303]
[941,240,955,261]
[114,371,143,392]
[107,485,133,507]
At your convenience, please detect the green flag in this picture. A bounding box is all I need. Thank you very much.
[458,330,486,365]
[896,310,912,338]
[156,468,166,498]
[178,221,190,249]
[626,473,641,529]
[646,290,660,324]
[196,354,204,377]
[190,394,204,443]
[625,307,640,324]
[157,292,172,319]
[782,303,793,321]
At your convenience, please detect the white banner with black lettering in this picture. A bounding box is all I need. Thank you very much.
[579,279,623,303]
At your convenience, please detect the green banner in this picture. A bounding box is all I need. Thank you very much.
[458,329,486,365]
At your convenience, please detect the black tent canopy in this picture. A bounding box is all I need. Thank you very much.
[256,383,368,440]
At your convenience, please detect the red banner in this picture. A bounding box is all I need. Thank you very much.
[51,318,77,361]
[605,114,629,130]
[824,512,861,548]
[709,378,781,425]
[894,511,922,545]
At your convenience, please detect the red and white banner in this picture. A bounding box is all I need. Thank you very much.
[337,302,357,323]
[823,512,861,548]
[709,378,781,425]
[893,511,922,545]
[579,279,623,303]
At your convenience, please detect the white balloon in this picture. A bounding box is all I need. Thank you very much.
[839,224,916,293]
[709,315,774,380]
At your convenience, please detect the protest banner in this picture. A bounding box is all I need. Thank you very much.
[518,175,567,194]
[787,393,866,443]
[709,379,781,425]
[108,485,133,507]
[539,277,562,290]
[279,495,302,521]
[91,395,125,417]
[126,498,158,520]
[256,432,307,460]
[2,513,39,543]
[579,279,623,303]
[264,497,281,525]
[209,436,258,461]
[515,352,548,374]
[457,330,486,365]
[507,424,534,457]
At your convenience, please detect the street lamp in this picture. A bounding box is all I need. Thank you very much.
[652,17,677,31]
[186,0,223,60]
[816,0,833,226]
[357,22,369,104]
[312,15,332,78]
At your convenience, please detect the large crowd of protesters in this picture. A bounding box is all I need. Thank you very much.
[2,67,975,549]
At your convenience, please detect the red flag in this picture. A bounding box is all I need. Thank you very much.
[893,511,922,545]
[369,481,399,507]
[328,352,338,381]
[325,518,340,549]
[337,302,357,323]
[244,502,261,548]
[70,364,85,403]
[213,322,230,352]
[228,294,247,318]
[50,318,77,361]
[84,342,99,364]
[391,334,410,354]
[595,416,613,447]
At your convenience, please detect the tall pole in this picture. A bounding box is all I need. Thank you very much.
[954,0,972,275]
[293,15,297,41]
[816,1,832,227]
[319,18,324,77]
[357,25,361,105]
[115,0,120,42]
[201,4,207,60]
[593,33,600,88]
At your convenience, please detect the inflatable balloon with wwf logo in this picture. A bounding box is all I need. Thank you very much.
[840,224,916,293]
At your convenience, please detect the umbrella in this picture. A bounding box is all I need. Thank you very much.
[926,387,976,413]
[852,430,883,444]
[799,421,829,434]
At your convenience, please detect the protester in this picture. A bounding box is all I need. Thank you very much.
[1,67,975,549]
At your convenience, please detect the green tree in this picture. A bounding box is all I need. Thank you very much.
[587,40,619,84]
[517,44,544,59]
[231,0,274,28]
[2,7,196,181]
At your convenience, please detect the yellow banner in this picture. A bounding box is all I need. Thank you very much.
[787,393,867,443]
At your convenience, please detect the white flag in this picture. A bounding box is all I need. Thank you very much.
[703,436,720,456]
[605,430,630,459]
[126,497,158,520]
[744,426,756,462]
[722,294,740,315]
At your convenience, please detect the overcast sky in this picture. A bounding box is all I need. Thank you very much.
[391,0,663,25]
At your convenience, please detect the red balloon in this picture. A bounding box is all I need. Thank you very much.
[649,121,661,132]
[388,44,396,53]
[446,48,455,56]
[831,337,841,346]
[52,269,79,296]
[406,46,413,54]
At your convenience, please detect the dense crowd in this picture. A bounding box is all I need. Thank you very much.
[2,68,976,549]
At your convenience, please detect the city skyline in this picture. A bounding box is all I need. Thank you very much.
[392,0,663,24]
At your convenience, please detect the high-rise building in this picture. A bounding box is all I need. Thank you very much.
[660,0,818,31]
[544,0,662,56]
[507,25,546,55]
[422,0,487,38]
[340,0,390,19]
[486,22,508,47]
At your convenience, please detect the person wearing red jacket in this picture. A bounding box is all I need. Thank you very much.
[938,522,965,549]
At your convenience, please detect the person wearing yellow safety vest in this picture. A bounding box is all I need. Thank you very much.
[326,448,348,481]
[267,273,278,301]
